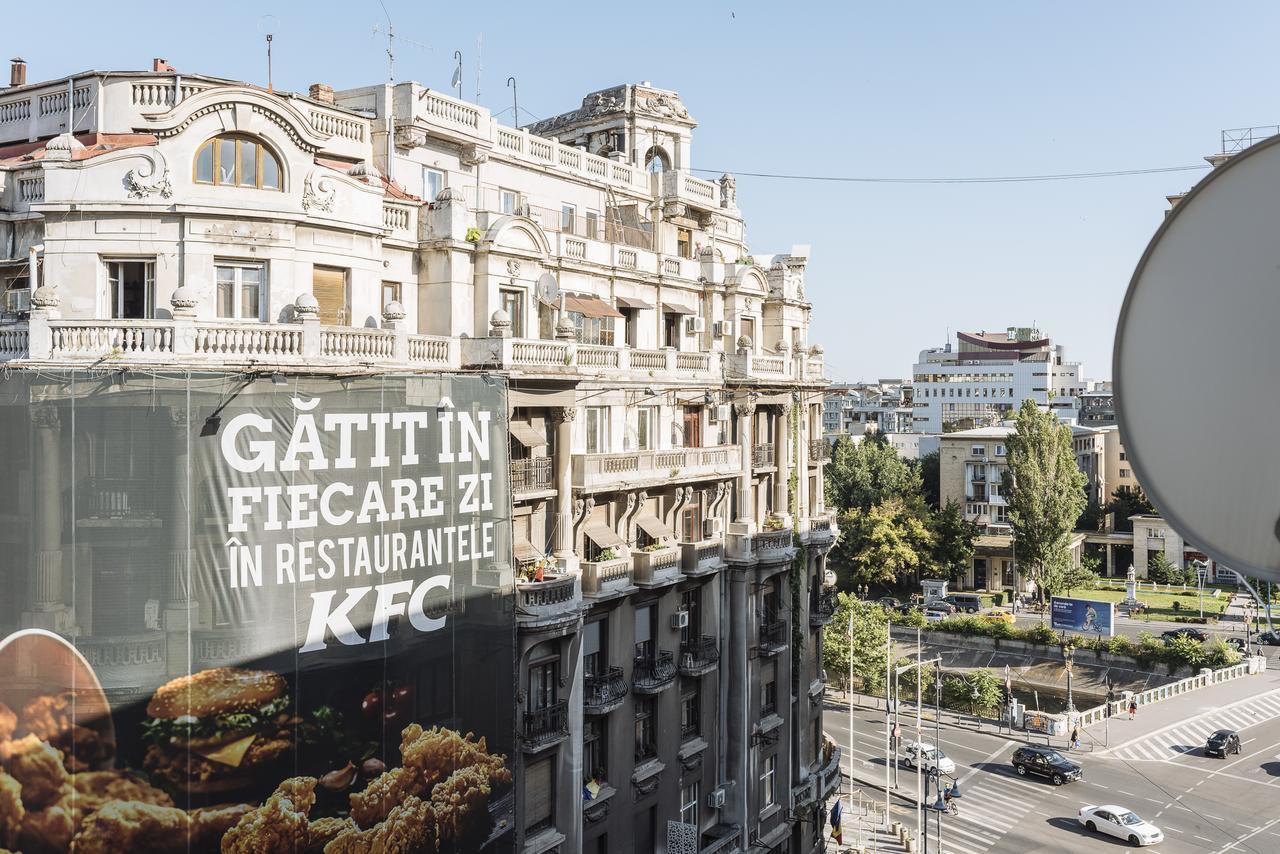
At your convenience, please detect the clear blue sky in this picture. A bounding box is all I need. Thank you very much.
[10,1,1278,381]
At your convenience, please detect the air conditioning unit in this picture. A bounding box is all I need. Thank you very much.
[707,787,727,809]
[671,610,690,630]
[4,288,31,314]
[713,319,735,339]
[713,404,732,422]
[686,316,706,334]
[704,517,724,538]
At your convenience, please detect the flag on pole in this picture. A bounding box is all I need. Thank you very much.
[830,798,843,843]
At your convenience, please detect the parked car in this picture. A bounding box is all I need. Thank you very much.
[945,593,983,614]
[1225,637,1247,653]
[1078,805,1164,847]
[980,608,1015,625]
[1011,745,1081,785]
[1257,630,1280,646]
[924,609,950,623]
[878,596,902,610]
[1205,729,1241,758]
[1161,627,1208,643]
[923,599,957,615]
[902,741,956,775]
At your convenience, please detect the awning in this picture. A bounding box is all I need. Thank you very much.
[635,514,676,542]
[514,539,540,562]
[584,521,625,549]
[564,294,623,319]
[510,421,547,448]
[615,295,654,311]
[662,302,694,315]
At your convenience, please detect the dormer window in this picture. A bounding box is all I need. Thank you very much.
[195,135,282,190]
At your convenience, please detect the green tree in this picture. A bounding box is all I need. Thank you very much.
[1103,485,1156,533]
[825,433,922,512]
[1003,400,1088,603]
[918,450,941,510]
[822,594,892,695]
[1062,554,1100,596]
[835,498,936,586]
[941,669,1003,716]
[930,500,978,582]
[1076,500,1105,532]
[1148,553,1178,585]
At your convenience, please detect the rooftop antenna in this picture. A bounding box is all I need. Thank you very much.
[258,15,278,93]
[506,76,518,127]
[378,0,395,178]
[475,33,483,102]
[266,34,274,92]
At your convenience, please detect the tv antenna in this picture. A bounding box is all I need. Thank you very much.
[258,15,279,92]
[377,0,395,83]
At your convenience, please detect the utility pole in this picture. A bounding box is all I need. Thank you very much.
[884,624,892,827]
[915,628,922,848]
[848,610,855,799]
[934,660,943,852]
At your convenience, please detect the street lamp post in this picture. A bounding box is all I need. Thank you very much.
[894,651,941,851]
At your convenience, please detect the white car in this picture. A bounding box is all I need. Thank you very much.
[902,741,956,775]
[1078,805,1164,847]
[924,609,950,623]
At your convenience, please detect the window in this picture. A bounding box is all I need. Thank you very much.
[216,262,265,321]
[423,168,445,203]
[586,407,610,454]
[1119,451,1127,461]
[634,604,655,659]
[680,588,701,644]
[529,655,559,711]
[971,445,985,457]
[634,406,656,451]
[572,312,615,345]
[195,135,281,189]
[1120,469,1131,478]
[584,717,607,782]
[760,754,777,808]
[645,146,670,173]
[561,204,576,232]
[682,406,702,448]
[676,227,692,259]
[525,757,554,832]
[663,312,681,349]
[762,662,777,716]
[381,281,401,309]
[585,210,600,240]
[680,496,703,544]
[501,289,525,337]
[680,679,701,741]
[995,444,1007,456]
[634,696,656,761]
[680,781,700,827]
[311,266,350,326]
[740,316,756,349]
[583,619,604,677]
[499,188,518,214]
[106,260,154,319]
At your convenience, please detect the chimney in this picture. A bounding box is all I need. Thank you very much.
[10,58,26,87]
[152,58,175,73]
[309,83,335,105]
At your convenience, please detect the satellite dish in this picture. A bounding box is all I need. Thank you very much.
[536,272,560,306]
[1115,133,1280,581]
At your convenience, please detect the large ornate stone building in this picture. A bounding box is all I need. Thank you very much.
[0,58,838,854]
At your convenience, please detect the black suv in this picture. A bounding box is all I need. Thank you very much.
[1012,745,1082,785]
[1161,628,1209,643]
[1205,729,1241,758]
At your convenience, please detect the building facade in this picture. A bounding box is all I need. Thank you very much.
[911,328,1085,433]
[0,60,838,854]
[821,381,914,441]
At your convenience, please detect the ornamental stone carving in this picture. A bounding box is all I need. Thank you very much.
[733,401,756,418]
[489,308,512,338]
[346,161,382,183]
[719,172,737,208]
[169,285,198,317]
[30,284,60,309]
[301,170,335,213]
[460,145,489,167]
[123,159,173,200]
[382,300,406,322]
[293,292,320,319]
[552,407,578,425]
[506,259,522,277]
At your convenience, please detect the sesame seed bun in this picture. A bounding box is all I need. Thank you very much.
[146,668,287,720]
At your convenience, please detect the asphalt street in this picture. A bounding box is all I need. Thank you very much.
[825,667,1280,853]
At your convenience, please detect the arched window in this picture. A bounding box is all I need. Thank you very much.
[644,146,670,173]
[194,135,282,190]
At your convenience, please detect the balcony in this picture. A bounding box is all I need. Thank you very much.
[520,701,569,753]
[816,745,843,799]
[572,445,741,492]
[808,438,831,463]
[632,650,677,693]
[725,351,813,385]
[810,588,837,627]
[459,337,720,384]
[681,538,725,577]
[583,666,629,715]
[8,316,460,371]
[632,545,682,587]
[515,574,580,627]
[580,555,634,599]
[753,528,795,565]
[77,476,159,524]
[802,511,837,546]
[652,170,722,212]
[511,457,553,495]
[700,825,742,854]
[757,619,788,656]
[678,636,720,676]
[751,442,775,468]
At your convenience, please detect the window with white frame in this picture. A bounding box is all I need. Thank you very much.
[561,204,576,232]
[423,168,445,203]
[586,407,610,454]
[215,262,265,321]
[634,406,656,451]
[106,259,155,319]
[572,312,615,346]
[760,754,777,807]
[680,780,699,827]
[499,188,518,214]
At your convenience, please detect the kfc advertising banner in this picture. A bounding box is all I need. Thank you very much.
[0,371,516,853]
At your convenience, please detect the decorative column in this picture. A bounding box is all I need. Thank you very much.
[797,397,811,525]
[773,405,790,523]
[734,401,755,525]
[27,404,71,632]
[812,402,826,514]
[164,407,196,677]
[551,407,578,572]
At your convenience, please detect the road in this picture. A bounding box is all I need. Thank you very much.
[825,667,1280,853]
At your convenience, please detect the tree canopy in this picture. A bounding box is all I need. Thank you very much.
[826,433,923,512]
[822,594,892,695]
[835,497,936,586]
[1104,485,1156,533]
[930,500,978,581]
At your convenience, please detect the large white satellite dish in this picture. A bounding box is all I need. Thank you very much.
[1115,133,1280,580]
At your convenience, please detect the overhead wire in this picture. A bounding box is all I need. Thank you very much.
[689,164,1211,185]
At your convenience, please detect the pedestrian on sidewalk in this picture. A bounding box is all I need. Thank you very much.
[1070,726,1080,750]
[1129,699,1138,720]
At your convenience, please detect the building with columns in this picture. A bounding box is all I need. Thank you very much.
[0,58,837,854]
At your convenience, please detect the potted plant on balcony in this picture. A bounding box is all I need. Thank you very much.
[763,514,787,532]
[520,557,558,583]
[596,547,619,563]
[641,541,668,553]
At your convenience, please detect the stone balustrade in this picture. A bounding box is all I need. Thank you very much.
[461,337,722,385]
[515,573,581,626]
[572,445,741,492]
[632,544,682,587]
[580,555,633,598]
[681,538,724,576]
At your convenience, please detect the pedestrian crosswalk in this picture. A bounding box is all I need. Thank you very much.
[1106,689,1280,762]
[936,770,1045,854]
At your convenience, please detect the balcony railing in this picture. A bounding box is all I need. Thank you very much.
[809,438,831,463]
[79,476,157,519]
[573,445,740,492]
[580,555,633,597]
[752,443,775,467]
[583,666,629,715]
[817,745,843,798]
[520,700,569,751]
[753,528,794,564]
[678,635,720,676]
[1222,125,1280,155]
[758,619,787,655]
[632,650,677,693]
[681,538,724,576]
[515,574,580,625]
[632,545,682,587]
[511,457,553,493]
[810,589,837,627]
